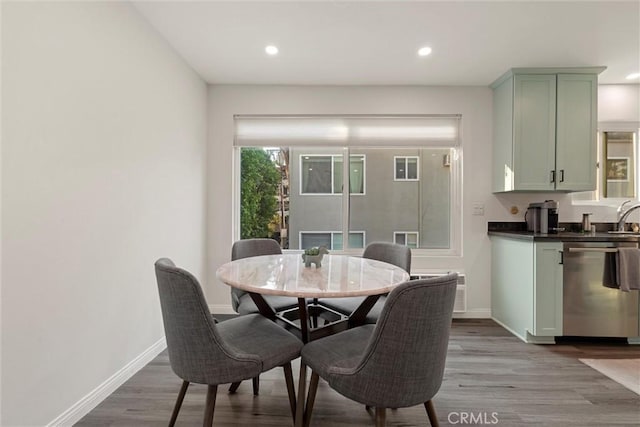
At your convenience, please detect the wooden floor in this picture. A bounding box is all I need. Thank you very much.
[77,319,640,426]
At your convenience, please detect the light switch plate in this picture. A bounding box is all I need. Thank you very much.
[472,202,485,216]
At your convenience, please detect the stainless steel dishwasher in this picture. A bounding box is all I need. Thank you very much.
[563,241,639,337]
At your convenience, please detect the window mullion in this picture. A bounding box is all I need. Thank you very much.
[342,147,350,251]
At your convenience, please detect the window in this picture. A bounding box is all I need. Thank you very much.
[572,123,639,205]
[394,232,419,249]
[300,154,365,195]
[395,156,419,180]
[234,115,461,254]
[300,231,365,250]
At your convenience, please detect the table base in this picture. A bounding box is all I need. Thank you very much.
[249,293,381,344]
[277,300,350,343]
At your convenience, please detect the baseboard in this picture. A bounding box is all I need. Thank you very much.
[454,309,491,319]
[47,337,167,427]
[209,303,235,315]
[525,330,556,344]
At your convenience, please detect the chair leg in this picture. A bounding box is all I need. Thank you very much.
[203,384,217,427]
[424,400,439,427]
[304,372,320,427]
[252,376,260,395]
[295,363,307,427]
[375,407,386,427]
[168,380,189,427]
[228,381,241,393]
[283,363,297,421]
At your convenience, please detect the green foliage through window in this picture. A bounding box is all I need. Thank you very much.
[240,148,280,239]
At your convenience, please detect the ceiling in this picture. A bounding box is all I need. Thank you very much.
[132,1,640,86]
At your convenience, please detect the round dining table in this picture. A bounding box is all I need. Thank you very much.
[216,253,410,427]
[215,253,410,343]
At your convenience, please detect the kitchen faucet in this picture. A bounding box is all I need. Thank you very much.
[616,200,640,231]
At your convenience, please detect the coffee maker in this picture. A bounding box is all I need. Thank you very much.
[525,200,559,234]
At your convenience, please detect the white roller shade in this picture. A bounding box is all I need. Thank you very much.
[234,115,461,147]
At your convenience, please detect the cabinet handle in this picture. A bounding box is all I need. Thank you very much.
[559,169,565,182]
[550,170,556,183]
[559,251,563,265]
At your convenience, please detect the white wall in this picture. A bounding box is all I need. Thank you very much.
[207,84,640,318]
[1,2,207,425]
[207,85,494,317]
[599,84,640,122]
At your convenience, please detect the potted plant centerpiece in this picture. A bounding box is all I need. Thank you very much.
[302,246,329,268]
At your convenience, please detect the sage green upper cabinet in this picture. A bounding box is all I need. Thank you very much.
[491,67,605,193]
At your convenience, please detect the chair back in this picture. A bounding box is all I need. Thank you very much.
[330,274,457,408]
[155,258,261,384]
[362,242,411,273]
[230,239,282,311]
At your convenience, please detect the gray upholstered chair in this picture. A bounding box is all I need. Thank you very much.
[154,258,303,426]
[300,274,458,427]
[231,238,299,315]
[319,242,411,323]
[228,238,300,395]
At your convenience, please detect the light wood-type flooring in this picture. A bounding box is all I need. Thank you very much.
[77,319,640,426]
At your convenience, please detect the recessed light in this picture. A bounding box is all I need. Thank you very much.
[417,46,432,57]
[265,45,279,56]
[626,72,640,80]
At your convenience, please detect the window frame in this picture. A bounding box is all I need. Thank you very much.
[233,114,463,257]
[394,156,420,181]
[299,154,366,196]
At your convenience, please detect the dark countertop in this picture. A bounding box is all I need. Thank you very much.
[487,221,640,242]
[488,230,640,242]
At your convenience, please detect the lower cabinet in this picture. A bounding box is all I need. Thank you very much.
[533,242,563,337]
[491,237,563,343]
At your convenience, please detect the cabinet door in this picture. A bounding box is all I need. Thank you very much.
[555,74,598,191]
[533,242,563,336]
[513,75,557,190]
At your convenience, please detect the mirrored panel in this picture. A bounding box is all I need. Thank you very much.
[603,131,636,199]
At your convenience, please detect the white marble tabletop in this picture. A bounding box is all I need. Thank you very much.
[216,254,410,298]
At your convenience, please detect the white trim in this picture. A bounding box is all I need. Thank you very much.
[0,3,3,420]
[232,148,242,244]
[449,146,463,257]
[47,337,167,427]
[209,303,236,315]
[454,309,491,319]
[393,155,420,181]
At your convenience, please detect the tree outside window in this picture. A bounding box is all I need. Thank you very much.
[240,148,281,240]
